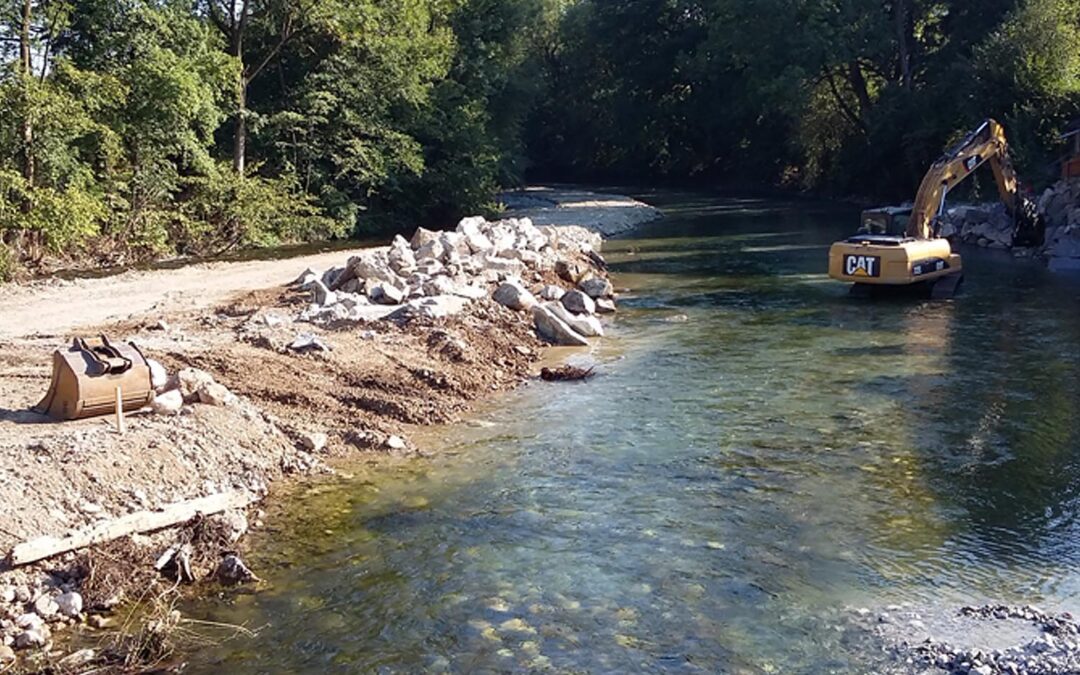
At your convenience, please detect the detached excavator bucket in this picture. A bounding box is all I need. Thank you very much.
[35,336,155,421]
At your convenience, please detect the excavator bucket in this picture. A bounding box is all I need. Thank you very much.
[1012,196,1045,248]
[34,336,155,421]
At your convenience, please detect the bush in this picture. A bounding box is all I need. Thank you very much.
[174,166,347,256]
[0,241,14,281]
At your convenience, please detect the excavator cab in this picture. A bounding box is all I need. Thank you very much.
[857,207,912,236]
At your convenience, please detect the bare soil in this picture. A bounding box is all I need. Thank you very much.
[0,290,541,556]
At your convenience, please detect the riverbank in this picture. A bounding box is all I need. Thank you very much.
[0,188,661,670]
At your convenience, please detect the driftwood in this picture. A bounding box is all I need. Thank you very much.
[9,490,260,567]
[540,365,596,382]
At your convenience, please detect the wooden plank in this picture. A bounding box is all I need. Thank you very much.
[8,490,260,567]
[115,386,125,434]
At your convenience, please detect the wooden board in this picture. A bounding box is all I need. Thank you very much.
[8,490,261,567]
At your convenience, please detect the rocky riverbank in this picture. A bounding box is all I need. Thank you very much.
[0,188,661,671]
[861,603,1080,675]
[940,178,1080,271]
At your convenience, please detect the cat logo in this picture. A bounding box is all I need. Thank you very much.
[843,254,880,278]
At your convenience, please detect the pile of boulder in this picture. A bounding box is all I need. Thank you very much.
[940,178,1080,270]
[1,574,87,661]
[147,361,238,416]
[292,215,617,346]
[1037,178,1080,270]
[940,203,1015,249]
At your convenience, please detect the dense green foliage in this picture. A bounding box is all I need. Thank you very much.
[0,0,1077,278]
[0,0,555,276]
[530,0,1080,198]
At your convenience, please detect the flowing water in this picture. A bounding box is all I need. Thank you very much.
[185,192,1080,673]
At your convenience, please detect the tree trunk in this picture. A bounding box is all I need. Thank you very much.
[233,78,247,175]
[847,60,873,122]
[894,0,912,89]
[20,0,34,187]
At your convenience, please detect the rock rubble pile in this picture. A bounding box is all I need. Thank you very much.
[293,215,617,346]
[873,603,1080,675]
[1,573,86,659]
[940,178,1080,270]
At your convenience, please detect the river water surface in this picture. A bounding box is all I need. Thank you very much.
[186,193,1080,673]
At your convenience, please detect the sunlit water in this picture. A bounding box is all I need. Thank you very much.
[184,192,1080,673]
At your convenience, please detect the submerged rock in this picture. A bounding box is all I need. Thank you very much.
[215,554,260,585]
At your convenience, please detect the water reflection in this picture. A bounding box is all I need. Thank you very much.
[184,193,1080,673]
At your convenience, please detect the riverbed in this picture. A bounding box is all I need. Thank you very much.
[183,191,1080,673]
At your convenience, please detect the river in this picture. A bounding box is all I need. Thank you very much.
[183,192,1080,673]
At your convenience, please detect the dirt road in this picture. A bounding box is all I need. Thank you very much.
[0,247,374,340]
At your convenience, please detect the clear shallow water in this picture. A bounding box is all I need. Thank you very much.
[185,193,1080,673]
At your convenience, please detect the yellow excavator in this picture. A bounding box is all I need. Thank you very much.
[828,118,1043,298]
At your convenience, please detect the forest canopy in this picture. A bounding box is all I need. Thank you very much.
[1,0,1077,277]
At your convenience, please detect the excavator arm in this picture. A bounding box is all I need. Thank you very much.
[908,119,1043,245]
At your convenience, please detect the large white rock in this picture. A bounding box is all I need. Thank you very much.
[310,279,337,307]
[501,248,542,267]
[174,368,215,402]
[415,258,445,276]
[561,289,596,315]
[33,595,58,618]
[546,301,604,337]
[151,389,184,416]
[347,253,398,286]
[539,284,565,301]
[300,432,328,452]
[388,235,416,272]
[465,231,494,254]
[493,279,538,311]
[337,293,369,310]
[456,215,487,236]
[198,382,237,407]
[423,276,458,297]
[55,592,83,619]
[439,232,471,260]
[481,256,526,277]
[15,629,46,649]
[540,225,602,253]
[532,305,589,346]
[321,266,345,288]
[292,267,320,287]
[410,227,439,249]
[367,281,405,305]
[579,276,614,299]
[16,613,43,630]
[389,295,470,320]
[451,282,489,300]
[416,238,447,262]
[147,358,169,391]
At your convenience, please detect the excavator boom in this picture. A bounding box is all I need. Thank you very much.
[908,119,1036,241]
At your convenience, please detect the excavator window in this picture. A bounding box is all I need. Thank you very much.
[859,210,910,236]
